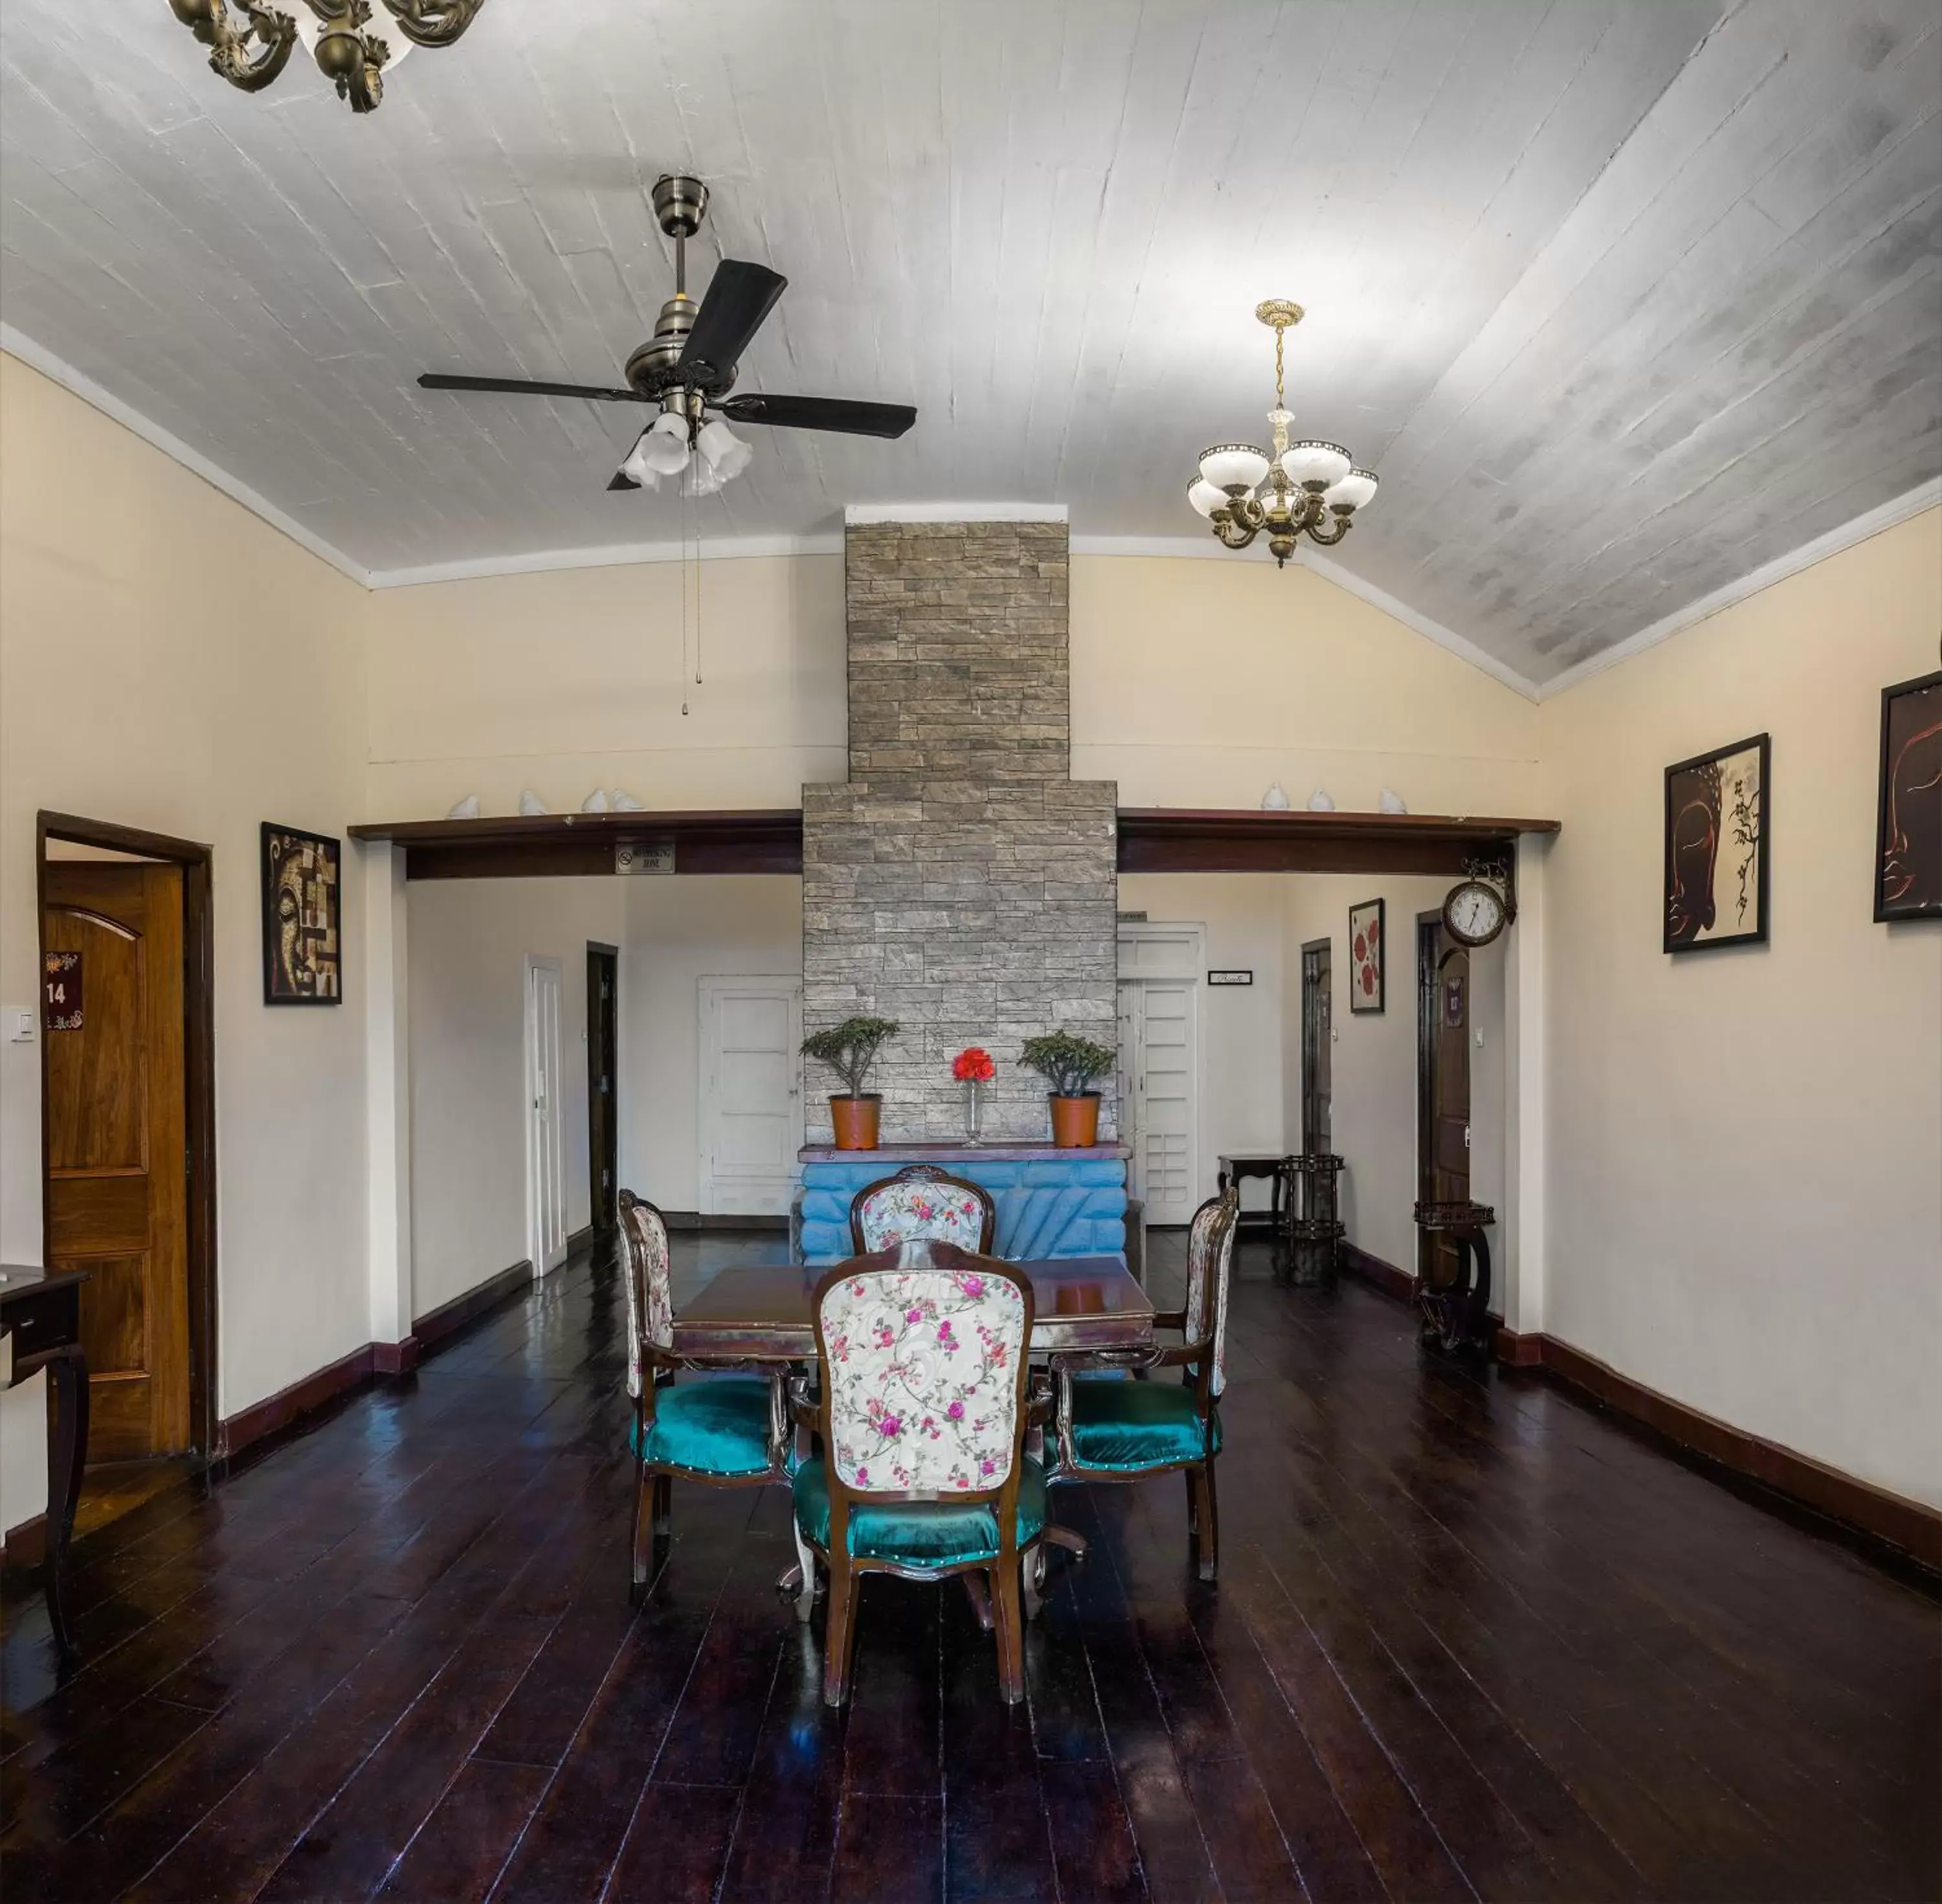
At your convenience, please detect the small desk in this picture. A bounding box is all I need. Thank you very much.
[1217,1153,1292,1237]
[674,1256,1154,1362]
[0,1263,91,1661]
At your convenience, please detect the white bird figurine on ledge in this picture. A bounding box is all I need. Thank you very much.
[446,794,480,820]
[518,790,548,816]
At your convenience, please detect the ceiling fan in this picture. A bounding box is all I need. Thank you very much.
[418,175,916,493]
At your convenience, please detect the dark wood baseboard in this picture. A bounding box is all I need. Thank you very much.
[372,1337,419,1377]
[564,1225,594,1254]
[1339,1243,1939,1571]
[659,1211,790,1233]
[414,1259,533,1356]
[1,1512,47,1570]
[214,1342,376,1463]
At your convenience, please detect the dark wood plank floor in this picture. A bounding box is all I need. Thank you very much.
[4,1230,1936,1903]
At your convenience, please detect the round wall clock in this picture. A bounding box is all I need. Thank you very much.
[1442,876,1509,947]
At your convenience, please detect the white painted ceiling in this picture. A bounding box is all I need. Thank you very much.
[2,1,1937,683]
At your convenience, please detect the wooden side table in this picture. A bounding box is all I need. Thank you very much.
[1,1263,91,1662]
[1216,1153,1292,1239]
[1412,1202,1495,1357]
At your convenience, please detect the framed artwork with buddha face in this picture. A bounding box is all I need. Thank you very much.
[1664,735,1768,955]
[1875,670,1941,923]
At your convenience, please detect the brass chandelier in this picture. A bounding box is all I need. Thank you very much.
[1187,300,1379,566]
[167,1,484,113]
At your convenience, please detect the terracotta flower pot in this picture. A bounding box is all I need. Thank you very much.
[829,1094,882,1150]
[1048,1093,1101,1148]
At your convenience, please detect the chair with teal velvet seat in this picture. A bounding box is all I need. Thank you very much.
[789,1239,1045,1707]
[1050,1187,1238,1582]
[619,1191,785,1599]
[849,1164,997,1254]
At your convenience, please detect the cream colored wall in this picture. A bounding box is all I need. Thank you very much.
[364,557,847,818]
[405,877,627,1317]
[1282,874,1508,1280]
[1539,507,1942,1511]
[0,353,372,1534]
[619,876,803,1212]
[1072,557,1541,814]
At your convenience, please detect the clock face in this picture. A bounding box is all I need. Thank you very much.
[1444,879,1506,946]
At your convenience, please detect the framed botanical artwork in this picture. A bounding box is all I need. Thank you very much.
[1348,897,1385,1013]
[1874,669,1941,922]
[262,823,342,1004]
[1664,733,1768,954]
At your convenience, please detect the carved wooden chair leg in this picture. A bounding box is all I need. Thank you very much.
[962,1570,995,1632]
[652,1472,673,1542]
[1021,1543,1047,1621]
[1194,1463,1220,1583]
[992,1561,1027,1705]
[821,1561,858,1707]
[1042,1525,1088,1562]
[1185,1468,1200,1540]
[630,1465,654,1589]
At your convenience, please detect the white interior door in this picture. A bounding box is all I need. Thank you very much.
[1119,925,1203,1225]
[700,977,803,1218]
[525,955,569,1275]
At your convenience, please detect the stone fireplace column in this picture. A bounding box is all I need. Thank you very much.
[801,513,1119,1144]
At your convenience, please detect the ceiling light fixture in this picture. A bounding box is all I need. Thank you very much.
[1187,301,1379,567]
[166,1,485,113]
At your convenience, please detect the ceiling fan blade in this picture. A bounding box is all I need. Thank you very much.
[717,393,917,439]
[678,259,787,381]
[607,469,641,491]
[419,373,647,403]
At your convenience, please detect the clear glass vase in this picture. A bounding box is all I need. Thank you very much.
[963,1078,983,1146]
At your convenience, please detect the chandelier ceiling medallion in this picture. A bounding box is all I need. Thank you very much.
[167,1,484,113]
[1187,300,1379,567]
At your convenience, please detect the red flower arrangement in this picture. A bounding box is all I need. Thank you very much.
[952,1046,996,1083]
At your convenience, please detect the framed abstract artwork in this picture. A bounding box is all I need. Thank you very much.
[1873,669,1941,922]
[1664,733,1768,954]
[262,823,342,1004]
[1348,897,1385,1013]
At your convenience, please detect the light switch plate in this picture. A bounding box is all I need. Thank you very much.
[8,1008,35,1043]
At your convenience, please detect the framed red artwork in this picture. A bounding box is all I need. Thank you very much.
[1348,897,1385,1014]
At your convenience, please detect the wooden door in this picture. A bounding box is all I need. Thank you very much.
[1300,939,1332,1153]
[526,957,568,1276]
[43,862,191,1461]
[586,946,618,1238]
[698,978,803,1219]
[1416,917,1471,1286]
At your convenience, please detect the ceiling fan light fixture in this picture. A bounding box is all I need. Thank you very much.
[616,431,660,489]
[639,410,693,477]
[696,417,752,480]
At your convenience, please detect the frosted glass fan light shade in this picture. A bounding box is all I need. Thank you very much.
[618,433,662,489]
[640,410,693,476]
[1323,468,1379,511]
[1280,439,1352,489]
[1186,478,1227,518]
[696,418,752,479]
[1198,443,1271,492]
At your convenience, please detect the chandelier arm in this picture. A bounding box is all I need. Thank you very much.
[177,1,302,93]
[1303,513,1354,548]
[1211,515,1259,551]
[379,0,486,46]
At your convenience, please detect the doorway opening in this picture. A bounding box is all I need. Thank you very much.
[1416,912,1471,1287]
[524,954,569,1276]
[586,943,619,1243]
[1300,936,1332,1154]
[36,811,218,1500]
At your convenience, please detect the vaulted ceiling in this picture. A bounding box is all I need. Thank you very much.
[2,1,1937,685]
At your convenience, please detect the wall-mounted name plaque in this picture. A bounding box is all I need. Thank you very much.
[616,841,676,874]
[44,951,82,1030]
[1208,969,1253,986]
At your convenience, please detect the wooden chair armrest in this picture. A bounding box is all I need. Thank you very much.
[1026,1372,1058,1426]
[785,1370,820,1434]
[1149,1307,1189,1332]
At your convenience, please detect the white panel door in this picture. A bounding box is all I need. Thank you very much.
[1117,983,1144,1204]
[1133,979,1198,1224]
[700,977,803,1218]
[525,955,569,1276]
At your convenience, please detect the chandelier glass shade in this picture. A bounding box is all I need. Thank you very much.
[1189,302,1378,566]
[166,1,485,113]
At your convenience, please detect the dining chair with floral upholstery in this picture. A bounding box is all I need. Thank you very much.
[619,1190,786,1598]
[789,1239,1045,1707]
[1047,1187,1238,1581]
[849,1164,997,1255]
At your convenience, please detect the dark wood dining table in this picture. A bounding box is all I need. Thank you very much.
[671,1254,1154,1362]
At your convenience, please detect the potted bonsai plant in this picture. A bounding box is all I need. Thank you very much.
[801,1015,900,1150]
[1020,1030,1118,1148]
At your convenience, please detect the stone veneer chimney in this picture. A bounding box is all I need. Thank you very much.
[801,518,1119,1143]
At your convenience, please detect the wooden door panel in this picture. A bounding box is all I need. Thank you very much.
[43,861,190,1459]
[44,911,148,1171]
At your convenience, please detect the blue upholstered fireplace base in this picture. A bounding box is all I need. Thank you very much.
[796,1152,1128,1266]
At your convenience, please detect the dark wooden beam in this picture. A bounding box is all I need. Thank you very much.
[344,806,1560,881]
[346,809,805,880]
[1115,807,1559,876]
